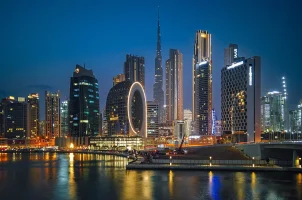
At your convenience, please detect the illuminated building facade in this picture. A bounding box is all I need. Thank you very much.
[212,109,216,135]
[106,81,147,138]
[174,120,184,140]
[27,93,39,137]
[215,120,222,136]
[113,74,125,86]
[184,109,192,136]
[281,77,289,131]
[45,91,60,138]
[39,120,45,136]
[69,65,100,139]
[0,103,3,137]
[124,55,145,88]
[221,56,261,143]
[289,102,302,134]
[60,100,69,137]
[153,8,164,123]
[261,91,285,133]
[192,30,212,135]
[147,101,159,137]
[102,107,108,136]
[2,96,29,139]
[224,44,238,67]
[89,136,144,150]
[165,49,183,125]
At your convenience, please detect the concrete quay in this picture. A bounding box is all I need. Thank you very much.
[2,149,133,159]
[126,164,302,172]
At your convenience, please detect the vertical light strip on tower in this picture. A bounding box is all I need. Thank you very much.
[282,76,288,132]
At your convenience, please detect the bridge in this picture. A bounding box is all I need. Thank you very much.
[235,141,302,167]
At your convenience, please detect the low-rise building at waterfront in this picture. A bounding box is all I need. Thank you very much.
[89,136,144,150]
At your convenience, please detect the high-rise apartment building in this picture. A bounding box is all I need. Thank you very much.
[124,55,145,87]
[113,74,125,86]
[221,56,261,143]
[261,91,285,133]
[289,102,302,134]
[27,93,39,137]
[45,91,60,138]
[2,96,29,139]
[165,49,183,125]
[61,100,69,137]
[153,7,164,123]
[147,101,159,137]
[192,30,212,135]
[224,44,238,67]
[69,65,100,139]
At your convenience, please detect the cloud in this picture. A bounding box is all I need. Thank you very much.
[27,84,53,91]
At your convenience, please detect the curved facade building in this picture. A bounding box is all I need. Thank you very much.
[106,81,147,138]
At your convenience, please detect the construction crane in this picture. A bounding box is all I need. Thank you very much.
[174,134,186,154]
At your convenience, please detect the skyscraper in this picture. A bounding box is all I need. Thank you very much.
[45,91,60,138]
[282,76,289,132]
[124,55,145,87]
[61,100,69,137]
[221,57,261,143]
[224,44,238,67]
[113,74,125,86]
[165,49,183,125]
[106,81,147,137]
[153,7,164,123]
[288,102,302,134]
[2,96,29,139]
[261,91,285,133]
[69,65,100,139]
[192,30,212,135]
[27,93,39,137]
[147,101,159,137]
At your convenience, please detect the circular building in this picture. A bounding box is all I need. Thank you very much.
[106,81,147,138]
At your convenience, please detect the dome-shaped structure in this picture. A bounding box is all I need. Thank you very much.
[106,81,147,138]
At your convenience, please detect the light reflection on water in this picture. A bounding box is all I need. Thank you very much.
[0,153,301,200]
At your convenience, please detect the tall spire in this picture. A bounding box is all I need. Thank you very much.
[156,6,161,57]
[153,6,164,124]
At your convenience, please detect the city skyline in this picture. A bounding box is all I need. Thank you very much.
[1,0,302,120]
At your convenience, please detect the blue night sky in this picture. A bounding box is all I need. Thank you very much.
[1,0,302,119]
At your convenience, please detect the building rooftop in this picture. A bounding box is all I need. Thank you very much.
[73,64,95,78]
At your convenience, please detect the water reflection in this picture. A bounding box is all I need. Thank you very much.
[0,153,301,200]
[209,171,221,200]
[169,170,174,196]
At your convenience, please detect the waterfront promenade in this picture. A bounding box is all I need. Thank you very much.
[1,149,135,159]
[126,163,302,172]
[127,145,302,172]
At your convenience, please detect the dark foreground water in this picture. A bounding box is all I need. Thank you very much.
[0,153,301,200]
